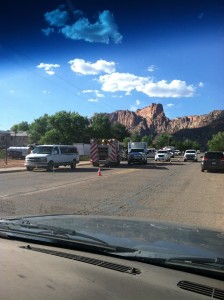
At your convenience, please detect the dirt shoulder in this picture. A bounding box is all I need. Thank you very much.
[0,159,25,168]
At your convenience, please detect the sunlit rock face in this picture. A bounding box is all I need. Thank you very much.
[108,103,224,147]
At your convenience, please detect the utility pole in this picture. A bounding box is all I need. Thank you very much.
[5,132,9,165]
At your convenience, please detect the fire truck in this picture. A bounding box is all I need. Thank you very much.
[90,138,120,167]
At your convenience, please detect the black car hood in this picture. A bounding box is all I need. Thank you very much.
[4,214,224,258]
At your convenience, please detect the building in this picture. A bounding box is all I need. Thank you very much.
[0,130,28,148]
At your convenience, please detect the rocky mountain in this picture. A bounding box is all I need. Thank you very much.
[108,103,224,148]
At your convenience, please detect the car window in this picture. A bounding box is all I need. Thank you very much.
[32,146,53,154]
[205,152,224,159]
[60,147,78,154]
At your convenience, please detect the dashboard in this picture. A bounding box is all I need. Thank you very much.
[1,238,223,300]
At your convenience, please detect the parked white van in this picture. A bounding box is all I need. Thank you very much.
[25,145,79,171]
[7,146,31,159]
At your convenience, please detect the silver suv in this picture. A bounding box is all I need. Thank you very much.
[155,150,171,162]
[183,149,198,162]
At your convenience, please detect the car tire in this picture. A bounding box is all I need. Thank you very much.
[26,166,33,171]
[184,159,187,162]
[201,168,204,172]
[47,161,54,172]
[70,160,76,170]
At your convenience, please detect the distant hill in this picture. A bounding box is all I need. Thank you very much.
[107,103,224,149]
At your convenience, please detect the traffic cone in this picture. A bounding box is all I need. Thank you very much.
[98,167,102,176]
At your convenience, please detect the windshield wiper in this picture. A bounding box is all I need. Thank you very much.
[0,220,136,253]
[167,256,224,269]
[105,251,224,270]
[16,222,112,245]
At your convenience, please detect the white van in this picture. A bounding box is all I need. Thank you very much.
[25,145,79,171]
[7,147,31,159]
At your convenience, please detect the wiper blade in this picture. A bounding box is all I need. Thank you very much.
[0,221,136,253]
[106,251,224,269]
[18,222,111,246]
[167,256,224,269]
[168,256,224,264]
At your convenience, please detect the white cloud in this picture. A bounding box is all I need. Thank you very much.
[139,79,195,97]
[42,27,55,36]
[167,103,174,107]
[99,72,149,93]
[9,90,14,94]
[198,82,204,87]
[147,65,157,72]
[37,63,60,75]
[69,59,116,75]
[82,89,104,98]
[99,72,196,98]
[87,98,99,102]
[43,7,123,44]
[44,8,69,27]
[112,95,123,98]
[129,99,141,111]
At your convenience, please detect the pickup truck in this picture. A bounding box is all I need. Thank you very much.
[183,149,198,162]
[128,142,147,165]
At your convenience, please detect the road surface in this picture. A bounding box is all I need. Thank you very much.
[0,159,223,231]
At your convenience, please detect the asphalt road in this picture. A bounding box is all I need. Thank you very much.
[0,158,223,231]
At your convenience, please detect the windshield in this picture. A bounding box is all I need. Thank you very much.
[0,0,223,283]
[205,152,224,159]
[32,146,53,154]
[130,149,144,153]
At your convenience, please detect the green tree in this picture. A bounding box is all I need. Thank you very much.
[28,114,51,144]
[154,133,173,149]
[28,111,89,144]
[111,122,129,141]
[42,111,89,144]
[141,135,152,146]
[123,137,131,148]
[207,131,224,151]
[130,131,142,142]
[11,121,29,132]
[182,140,200,151]
[11,124,19,146]
[90,113,112,139]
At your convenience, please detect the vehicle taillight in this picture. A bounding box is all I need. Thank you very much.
[220,157,224,161]
[203,157,208,161]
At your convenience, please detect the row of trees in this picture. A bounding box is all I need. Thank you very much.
[11,112,129,145]
[11,110,224,151]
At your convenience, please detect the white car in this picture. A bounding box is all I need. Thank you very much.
[155,150,171,162]
[174,150,181,156]
[183,149,198,162]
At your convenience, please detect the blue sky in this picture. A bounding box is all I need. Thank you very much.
[0,0,224,130]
